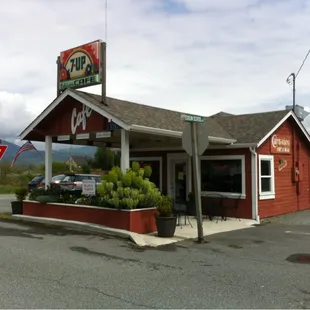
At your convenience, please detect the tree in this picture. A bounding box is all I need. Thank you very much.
[39,162,71,174]
[91,147,120,170]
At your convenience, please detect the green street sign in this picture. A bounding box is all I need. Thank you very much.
[181,114,204,123]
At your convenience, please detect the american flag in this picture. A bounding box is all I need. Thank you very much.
[10,141,38,168]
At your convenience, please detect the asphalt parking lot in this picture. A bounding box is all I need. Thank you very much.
[2,210,310,308]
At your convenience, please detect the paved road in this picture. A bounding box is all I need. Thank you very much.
[1,217,310,308]
[0,194,14,213]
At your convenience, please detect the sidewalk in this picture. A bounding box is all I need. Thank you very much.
[12,214,258,247]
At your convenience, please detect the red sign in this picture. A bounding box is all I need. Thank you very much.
[0,145,8,160]
[59,40,102,91]
[271,134,291,154]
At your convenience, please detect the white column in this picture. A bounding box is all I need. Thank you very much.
[121,129,130,173]
[45,135,53,188]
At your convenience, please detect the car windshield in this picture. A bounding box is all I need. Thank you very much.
[30,176,44,183]
[52,174,65,181]
[61,175,76,182]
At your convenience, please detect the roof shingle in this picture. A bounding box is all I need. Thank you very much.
[74,90,291,144]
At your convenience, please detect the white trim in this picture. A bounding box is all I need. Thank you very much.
[167,153,192,200]
[130,156,163,192]
[19,89,130,140]
[130,124,181,138]
[257,110,310,148]
[24,200,156,212]
[209,136,237,144]
[130,124,236,143]
[249,147,259,221]
[131,143,256,152]
[200,155,246,198]
[258,154,275,200]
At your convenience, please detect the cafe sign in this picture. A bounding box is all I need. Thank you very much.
[71,105,92,134]
[59,40,102,91]
[271,134,291,154]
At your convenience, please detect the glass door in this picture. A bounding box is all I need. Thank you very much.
[170,159,188,203]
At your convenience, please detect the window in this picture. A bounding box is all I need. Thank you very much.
[200,156,245,197]
[130,158,162,191]
[259,155,275,200]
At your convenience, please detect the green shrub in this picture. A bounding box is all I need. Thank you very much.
[97,162,162,210]
[15,186,28,201]
[157,195,173,217]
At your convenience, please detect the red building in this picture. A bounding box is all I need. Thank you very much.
[19,89,310,221]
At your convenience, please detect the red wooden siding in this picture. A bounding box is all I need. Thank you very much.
[130,148,253,219]
[258,118,310,218]
[37,96,109,136]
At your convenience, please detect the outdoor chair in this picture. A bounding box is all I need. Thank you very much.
[223,195,241,221]
[173,200,193,228]
[202,193,225,222]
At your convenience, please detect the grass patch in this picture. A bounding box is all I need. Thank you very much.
[0,185,18,194]
[0,213,12,220]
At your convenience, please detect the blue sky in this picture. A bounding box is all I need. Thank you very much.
[1,0,310,149]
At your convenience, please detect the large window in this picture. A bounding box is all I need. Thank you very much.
[130,158,162,191]
[200,156,245,197]
[259,155,275,200]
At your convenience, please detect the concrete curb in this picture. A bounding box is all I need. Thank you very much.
[11,215,185,247]
[12,215,134,240]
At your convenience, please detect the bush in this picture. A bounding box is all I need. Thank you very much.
[157,195,173,217]
[15,186,28,201]
[97,162,161,209]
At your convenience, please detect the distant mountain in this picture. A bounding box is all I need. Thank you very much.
[0,141,97,166]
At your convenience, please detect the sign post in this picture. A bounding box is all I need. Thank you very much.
[181,114,207,243]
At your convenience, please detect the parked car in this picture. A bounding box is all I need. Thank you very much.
[58,173,101,192]
[28,175,44,192]
[35,174,66,190]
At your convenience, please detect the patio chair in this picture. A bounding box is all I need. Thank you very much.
[173,199,193,228]
[223,195,241,221]
[203,193,225,223]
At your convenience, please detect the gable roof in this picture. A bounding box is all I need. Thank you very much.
[19,88,310,147]
[74,90,235,142]
[211,110,290,143]
[19,88,236,143]
[67,155,90,166]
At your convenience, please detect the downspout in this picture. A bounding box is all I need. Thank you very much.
[250,146,260,223]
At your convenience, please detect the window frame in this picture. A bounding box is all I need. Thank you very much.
[130,157,163,191]
[258,154,275,200]
[200,155,246,199]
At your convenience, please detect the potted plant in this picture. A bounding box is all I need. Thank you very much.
[155,195,177,237]
[11,186,28,214]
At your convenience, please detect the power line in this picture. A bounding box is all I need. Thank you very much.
[296,48,310,78]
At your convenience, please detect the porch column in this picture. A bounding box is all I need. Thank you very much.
[121,129,130,173]
[45,135,53,188]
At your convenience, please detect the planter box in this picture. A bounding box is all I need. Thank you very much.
[23,200,158,234]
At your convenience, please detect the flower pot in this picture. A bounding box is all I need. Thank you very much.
[11,201,23,214]
[155,215,177,238]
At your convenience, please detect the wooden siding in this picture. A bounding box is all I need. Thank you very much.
[258,118,310,218]
[130,148,253,219]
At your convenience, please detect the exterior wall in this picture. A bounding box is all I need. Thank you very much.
[258,118,310,218]
[37,96,109,136]
[130,148,253,219]
[23,201,158,234]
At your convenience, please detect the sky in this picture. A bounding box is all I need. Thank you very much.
[1,0,310,149]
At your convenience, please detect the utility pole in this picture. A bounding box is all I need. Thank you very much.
[190,122,204,243]
[286,73,296,113]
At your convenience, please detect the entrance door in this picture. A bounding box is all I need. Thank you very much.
[168,156,191,203]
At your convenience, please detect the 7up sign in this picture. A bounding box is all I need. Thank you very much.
[59,40,102,91]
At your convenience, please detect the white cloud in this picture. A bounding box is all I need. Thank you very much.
[1,0,310,144]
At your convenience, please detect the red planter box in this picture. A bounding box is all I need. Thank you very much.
[23,201,158,234]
